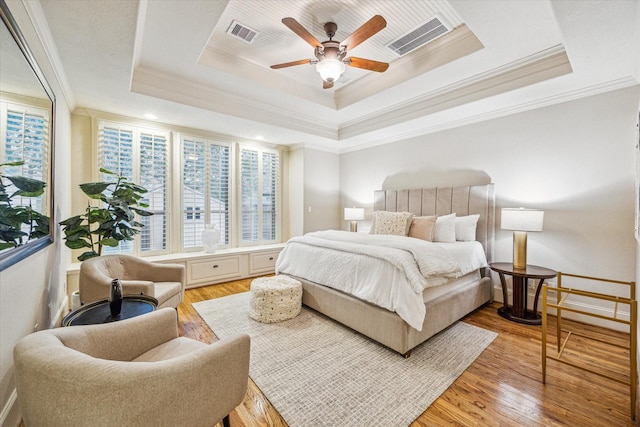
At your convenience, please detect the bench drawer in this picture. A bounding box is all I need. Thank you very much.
[189,257,241,283]
[249,250,281,274]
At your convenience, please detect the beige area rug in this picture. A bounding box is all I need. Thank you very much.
[193,292,497,427]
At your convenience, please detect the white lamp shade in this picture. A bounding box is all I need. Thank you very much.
[501,208,544,232]
[316,59,345,82]
[344,207,364,221]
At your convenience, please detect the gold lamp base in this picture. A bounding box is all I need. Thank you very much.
[349,221,358,232]
[512,231,527,270]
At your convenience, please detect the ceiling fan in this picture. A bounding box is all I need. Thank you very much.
[270,15,389,89]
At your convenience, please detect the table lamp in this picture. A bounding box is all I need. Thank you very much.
[501,208,544,270]
[344,207,364,232]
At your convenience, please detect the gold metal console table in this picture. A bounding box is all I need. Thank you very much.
[541,272,637,420]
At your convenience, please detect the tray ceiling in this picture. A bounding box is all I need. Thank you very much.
[34,0,639,152]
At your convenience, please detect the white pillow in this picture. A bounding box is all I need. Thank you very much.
[433,213,456,242]
[455,214,480,241]
[370,211,414,236]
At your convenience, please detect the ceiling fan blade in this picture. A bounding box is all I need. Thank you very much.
[340,15,387,51]
[347,57,389,72]
[282,17,322,48]
[323,80,334,89]
[270,59,312,69]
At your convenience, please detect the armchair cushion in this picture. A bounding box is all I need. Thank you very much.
[14,308,250,427]
[79,254,185,309]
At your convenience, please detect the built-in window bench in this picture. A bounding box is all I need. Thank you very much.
[65,244,285,302]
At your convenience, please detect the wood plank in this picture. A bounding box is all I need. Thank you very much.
[180,277,639,426]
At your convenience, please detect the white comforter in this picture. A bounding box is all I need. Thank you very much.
[275,230,487,331]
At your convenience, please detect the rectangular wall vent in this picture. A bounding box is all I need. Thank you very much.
[227,20,259,44]
[387,16,449,56]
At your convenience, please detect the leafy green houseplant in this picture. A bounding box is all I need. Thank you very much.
[59,168,153,261]
[0,161,49,250]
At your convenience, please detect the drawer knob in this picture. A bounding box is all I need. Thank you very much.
[213,264,219,268]
[269,257,274,261]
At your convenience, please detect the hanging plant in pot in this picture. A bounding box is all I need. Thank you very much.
[59,168,153,261]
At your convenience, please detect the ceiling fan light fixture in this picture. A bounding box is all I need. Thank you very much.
[316,58,345,83]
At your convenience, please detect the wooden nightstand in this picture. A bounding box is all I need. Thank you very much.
[490,262,557,325]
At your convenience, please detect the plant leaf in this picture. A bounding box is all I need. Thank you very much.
[99,168,116,175]
[78,251,99,261]
[6,175,46,194]
[64,239,92,249]
[0,160,25,168]
[80,182,112,196]
[0,242,16,250]
[131,207,153,216]
[98,237,119,247]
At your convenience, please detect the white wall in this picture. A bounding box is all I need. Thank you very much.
[340,86,639,322]
[0,2,72,425]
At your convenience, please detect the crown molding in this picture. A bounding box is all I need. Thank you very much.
[338,44,572,140]
[197,46,335,110]
[21,0,76,110]
[131,44,573,145]
[338,76,639,154]
[334,24,484,110]
[130,65,338,140]
[130,41,634,152]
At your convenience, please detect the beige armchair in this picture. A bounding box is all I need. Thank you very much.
[14,308,251,427]
[79,254,185,309]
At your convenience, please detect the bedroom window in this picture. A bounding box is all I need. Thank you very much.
[181,136,230,250]
[93,119,281,256]
[98,121,169,256]
[0,102,50,222]
[239,145,280,245]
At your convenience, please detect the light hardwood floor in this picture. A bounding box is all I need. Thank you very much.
[183,277,636,427]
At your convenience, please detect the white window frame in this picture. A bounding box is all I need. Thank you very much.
[237,144,281,247]
[179,134,233,252]
[96,119,171,257]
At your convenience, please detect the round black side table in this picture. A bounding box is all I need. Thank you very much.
[62,295,158,326]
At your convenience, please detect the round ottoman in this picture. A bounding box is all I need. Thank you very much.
[248,275,302,323]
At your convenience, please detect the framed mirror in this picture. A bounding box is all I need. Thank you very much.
[0,0,55,270]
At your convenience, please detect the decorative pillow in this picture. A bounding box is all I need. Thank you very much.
[408,216,437,241]
[370,211,414,236]
[432,213,456,243]
[455,214,480,241]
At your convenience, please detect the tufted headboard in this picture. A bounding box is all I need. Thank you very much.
[373,184,495,262]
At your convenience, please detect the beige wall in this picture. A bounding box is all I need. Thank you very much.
[0,2,72,425]
[286,146,304,238]
[340,86,640,320]
[303,148,340,233]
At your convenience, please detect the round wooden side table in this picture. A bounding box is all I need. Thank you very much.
[490,262,557,325]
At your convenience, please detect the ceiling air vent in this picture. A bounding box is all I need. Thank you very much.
[387,16,449,56]
[226,20,259,44]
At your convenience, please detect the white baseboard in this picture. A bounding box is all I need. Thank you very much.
[50,295,69,328]
[492,286,630,333]
[0,389,19,427]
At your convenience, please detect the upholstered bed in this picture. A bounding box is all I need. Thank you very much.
[277,184,495,356]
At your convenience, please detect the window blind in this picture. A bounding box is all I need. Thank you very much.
[181,136,230,250]
[98,122,169,255]
[240,146,279,245]
[139,132,168,252]
[99,124,135,254]
[1,105,49,216]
